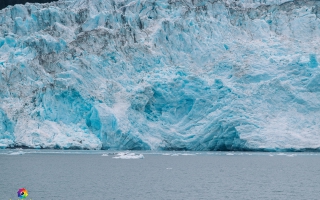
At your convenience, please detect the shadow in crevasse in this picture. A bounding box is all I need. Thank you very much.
[1,0,59,10]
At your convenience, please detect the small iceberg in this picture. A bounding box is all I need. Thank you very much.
[101,154,109,156]
[8,151,26,155]
[226,153,234,156]
[112,152,144,159]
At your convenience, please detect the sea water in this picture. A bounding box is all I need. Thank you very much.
[1,150,320,199]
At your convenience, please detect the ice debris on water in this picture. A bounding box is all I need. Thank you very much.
[0,0,320,151]
[112,152,144,159]
[8,151,26,155]
[180,153,195,156]
[164,153,195,156]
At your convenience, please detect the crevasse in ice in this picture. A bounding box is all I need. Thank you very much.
[0,0,319,150]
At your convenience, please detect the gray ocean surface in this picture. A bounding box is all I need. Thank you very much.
[1,150,320,200]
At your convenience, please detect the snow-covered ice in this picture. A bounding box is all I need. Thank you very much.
[0,0,320,151]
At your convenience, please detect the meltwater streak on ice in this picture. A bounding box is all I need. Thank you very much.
[0,0,319,151]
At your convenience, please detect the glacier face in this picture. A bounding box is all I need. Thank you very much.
[0,0,320,150]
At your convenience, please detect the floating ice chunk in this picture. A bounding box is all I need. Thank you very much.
[112,152,144,159]
[226,153,234,156]
[107,153,118,155]
[171,154,179,156]
[101,154,108,156]
[8,151,26,155]
[180,153,195,156]
[162,153,171,156]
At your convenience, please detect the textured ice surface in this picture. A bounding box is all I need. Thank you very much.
[0,0,320,151]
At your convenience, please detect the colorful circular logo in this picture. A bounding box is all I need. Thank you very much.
[17,188,28,199]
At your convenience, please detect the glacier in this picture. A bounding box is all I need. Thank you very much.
[0,0,320,151]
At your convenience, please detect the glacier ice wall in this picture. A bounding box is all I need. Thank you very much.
[0,0,320,150]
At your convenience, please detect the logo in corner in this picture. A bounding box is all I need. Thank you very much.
[17,188,28,199]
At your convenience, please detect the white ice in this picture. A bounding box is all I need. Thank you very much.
[112,152,144,159]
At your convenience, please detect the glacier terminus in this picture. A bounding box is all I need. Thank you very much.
[0,0,320,151]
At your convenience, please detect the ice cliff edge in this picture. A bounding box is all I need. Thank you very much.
[0,0,320,151]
